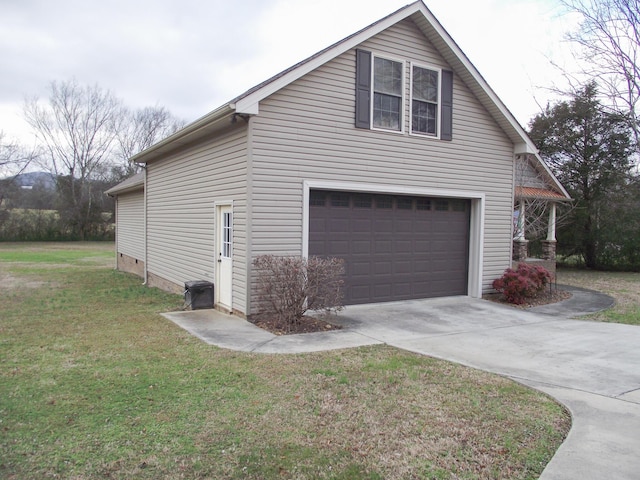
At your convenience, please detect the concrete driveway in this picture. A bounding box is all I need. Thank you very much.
[163,288,640,479]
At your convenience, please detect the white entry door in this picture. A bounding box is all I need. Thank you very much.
[216,205,233,309]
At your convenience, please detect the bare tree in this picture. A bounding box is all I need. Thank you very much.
[0,132,38,230]
[114,106,185,179]
[24,80,124,239]
[0,132,35,178]
[561,0,640,145]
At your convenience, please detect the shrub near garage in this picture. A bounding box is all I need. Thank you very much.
[493,263,553,305]
[253,255,345,332]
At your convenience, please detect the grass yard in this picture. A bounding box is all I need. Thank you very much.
[0,243,570,479]
[557,269,640,325]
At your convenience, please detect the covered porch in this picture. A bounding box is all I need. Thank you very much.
[512,154,572,274]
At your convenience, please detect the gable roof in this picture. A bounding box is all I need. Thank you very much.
[130,1,569,200]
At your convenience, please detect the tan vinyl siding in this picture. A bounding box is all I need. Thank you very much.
[249,18,515,301]
[116,190,144,261]
[146,125,249,314]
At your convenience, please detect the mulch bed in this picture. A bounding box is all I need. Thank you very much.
[484,287,572,308]
[252,315,342,335]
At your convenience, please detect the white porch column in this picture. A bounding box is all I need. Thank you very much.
[515,199,526,241]
[547,202,557,241]
[513,199,528,262]
[542,202,558,263]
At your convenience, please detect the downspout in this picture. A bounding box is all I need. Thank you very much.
[143,165,148,285]
[114,196,118,270]
[245,117,253,317]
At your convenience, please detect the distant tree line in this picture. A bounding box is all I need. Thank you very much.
[0,79,184,241]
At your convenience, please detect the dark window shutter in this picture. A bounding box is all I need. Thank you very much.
[441,70,453,140]
[355,49,371,129]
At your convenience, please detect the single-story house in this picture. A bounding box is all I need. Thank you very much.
[106,1,569,317]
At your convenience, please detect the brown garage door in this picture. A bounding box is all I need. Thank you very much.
[309,190,470,305]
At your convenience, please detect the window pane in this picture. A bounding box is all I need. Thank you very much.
[396,197,413,210]
[413,67,438,102]
[374,93,401,130]
[435,200,449,211]
[375,195,393,209]
[416,198,431,210]
[373,57,402,131]
[310,191,326,206]
[374,58,402,95]
[331,193,350,207]
[354,194,372,208]
[412,100,437,135]
[452,200,467,212]
[222,212,232,258]
[412,66,438,135]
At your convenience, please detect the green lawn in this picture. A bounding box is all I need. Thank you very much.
[0,243,570,479]
[557,269,640,325]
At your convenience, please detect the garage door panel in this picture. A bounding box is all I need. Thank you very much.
[375,218,393,230]
[393,260,413,274]
[351,260,372,276]
[393,282,412,297]
[351,240,371,254]
[350,285,372,302]
[309,190,470,305]
[396,240,413,254]
[352,218,373,233]
[395,218,413,232]
[329,218,350,232]
[328,240,350,255]
[374,240,393,254]
[374,261,392,275]
[309,217,326,233]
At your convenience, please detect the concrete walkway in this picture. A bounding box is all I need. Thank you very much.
[162,286,640,480]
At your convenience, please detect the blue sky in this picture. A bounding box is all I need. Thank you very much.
[0,0,580,143]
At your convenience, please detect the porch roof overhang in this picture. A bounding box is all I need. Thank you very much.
[515,186,571,201]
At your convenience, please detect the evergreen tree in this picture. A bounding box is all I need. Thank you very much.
[529,82,635,269]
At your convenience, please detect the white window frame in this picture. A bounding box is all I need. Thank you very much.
[410,62,442,139]
[370,53,406,134]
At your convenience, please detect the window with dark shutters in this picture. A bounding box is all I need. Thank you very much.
[355,49,453,141]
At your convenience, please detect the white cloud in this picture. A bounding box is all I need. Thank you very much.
[0,0,581,144]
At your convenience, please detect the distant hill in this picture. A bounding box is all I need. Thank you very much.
[7,172,56,190]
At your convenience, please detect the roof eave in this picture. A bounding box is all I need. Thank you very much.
[106,182,144,197]
[130,104,236,164]
[105,173,145,197]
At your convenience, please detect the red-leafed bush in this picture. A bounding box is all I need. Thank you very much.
[492,263,553,305]
[253,255,345,331]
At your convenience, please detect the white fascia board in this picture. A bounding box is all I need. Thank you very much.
[232,3,423,115]
[229,101,259,115]
[514,142,539,155]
